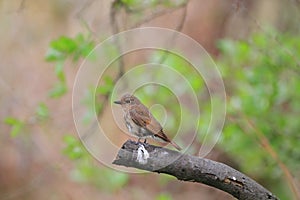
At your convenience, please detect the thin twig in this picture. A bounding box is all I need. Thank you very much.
[130,2,188,29]
[157,2,189,64]
[110,0,125,79]
[74,0,99,41]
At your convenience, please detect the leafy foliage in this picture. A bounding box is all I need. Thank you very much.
[63,135,129,191]
[4,102,50,137]
[43,32,128,192]
[45,33,95,98]
[45,34,94,62]
[217,30,300,199]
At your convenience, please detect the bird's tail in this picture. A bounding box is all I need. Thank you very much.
[154,130,182,151]
[169,141,182,151]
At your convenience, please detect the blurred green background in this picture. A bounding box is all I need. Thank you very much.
[1,0,300,200]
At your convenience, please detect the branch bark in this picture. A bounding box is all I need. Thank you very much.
[113,140,278,200]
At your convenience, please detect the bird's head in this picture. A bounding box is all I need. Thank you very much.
[114,94,140,110]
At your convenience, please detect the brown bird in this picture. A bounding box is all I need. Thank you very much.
[114,94,182,151]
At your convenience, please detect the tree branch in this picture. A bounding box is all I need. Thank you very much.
[113,140,278,200]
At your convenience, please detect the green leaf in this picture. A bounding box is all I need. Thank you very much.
[96,76,114,95]
[96,85,112,95]
[155,193,173,200]
[4,117,20,125]
[11,123,24,137]
[36,103,49,120]
[45,48,65,62]
[48,82,67,98]
[4,117,24,137]
[50,36,77,54]
[121,0,139,7]
[104,76,114,85]
[45,34,94,62]
[45,36,78,62]
[54,62,65,82]
[216,40,236,55]
[63,135,85,160]
[72,33,95,61]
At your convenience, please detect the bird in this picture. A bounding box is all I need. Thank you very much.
[114,93,182,151]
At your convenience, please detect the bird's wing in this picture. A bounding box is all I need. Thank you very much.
[146,113,163,134]
[129,105,151,127]
[154,130,171,142]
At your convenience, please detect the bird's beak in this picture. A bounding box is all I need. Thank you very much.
[114,100,122,105]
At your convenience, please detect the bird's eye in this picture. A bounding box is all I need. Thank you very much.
[125,99,130,103]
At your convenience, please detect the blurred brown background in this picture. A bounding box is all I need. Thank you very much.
[0,0,298,199]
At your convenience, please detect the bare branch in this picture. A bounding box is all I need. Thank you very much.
[113,140,278,200]
[157,3,189,64]
[110,0,125,78]
[130,3,187,29]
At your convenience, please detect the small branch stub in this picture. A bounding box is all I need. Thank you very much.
[136,144,149,164]
[113,140,278,200]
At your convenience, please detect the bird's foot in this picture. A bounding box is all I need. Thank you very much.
[136,138,149,147]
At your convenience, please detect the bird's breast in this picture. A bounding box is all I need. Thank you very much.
[123,112,153,138]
